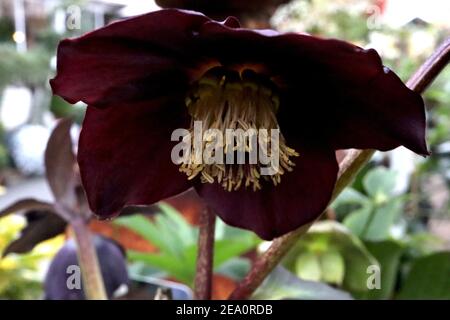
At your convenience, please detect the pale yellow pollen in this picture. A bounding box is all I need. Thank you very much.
[179,68,299,192]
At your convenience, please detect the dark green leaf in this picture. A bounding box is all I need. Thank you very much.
[397,251,450,299]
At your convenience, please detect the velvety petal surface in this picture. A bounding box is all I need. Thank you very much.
[192,21,428,156]
[50,10,211,107]
[78,98,192,218]
[323,68,428,155]
[195,144,339,240]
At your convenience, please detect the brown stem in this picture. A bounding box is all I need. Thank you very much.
[229,37,450,300]
[194,206,216,300]
[406,37,450,93]
[71,218,107,300]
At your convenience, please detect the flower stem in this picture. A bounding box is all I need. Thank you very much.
[229,37,450,300]
[71,218,107,300]
[194,206,216,300]
[406,37,450,93]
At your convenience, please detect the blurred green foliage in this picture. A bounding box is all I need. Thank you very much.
[282,221,377,294]
[0,17,14,43]
[272,0,373,42]
[397,251,450,299]
[115,204,260,286]
[276,167,449,300]
[252,266,352,300]
[0,44,52,89]
[334,167,406,241]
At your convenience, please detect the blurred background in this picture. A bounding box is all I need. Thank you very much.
[0,0,449,300]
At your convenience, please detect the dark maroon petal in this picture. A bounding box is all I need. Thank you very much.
[278,64,428,156]
[50,9,211,107]
[325,68,428,155]
[196,145,338,240]
[78,98,192,218]
[194,22,428,156]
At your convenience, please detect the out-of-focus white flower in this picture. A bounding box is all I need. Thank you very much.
[0,86,32,131]
[8,124,51,176]
[389,147,422,195]
[367,32,401,60]
[408,30,436,59]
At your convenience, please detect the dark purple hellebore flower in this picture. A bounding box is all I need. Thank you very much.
[50,9,428,240]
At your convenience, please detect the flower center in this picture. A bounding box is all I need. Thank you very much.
[180,67,299,191]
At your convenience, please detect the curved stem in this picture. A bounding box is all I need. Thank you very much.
[229,37,450,300]
[406,37,450,92]
[194,206,216,300]
[71,218,107,300]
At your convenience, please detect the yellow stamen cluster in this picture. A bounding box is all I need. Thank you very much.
[180,68,299,191]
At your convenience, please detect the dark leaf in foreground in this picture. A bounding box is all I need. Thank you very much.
[44,118,78,208]
[3,211,66,257]
[0,198,54,219]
